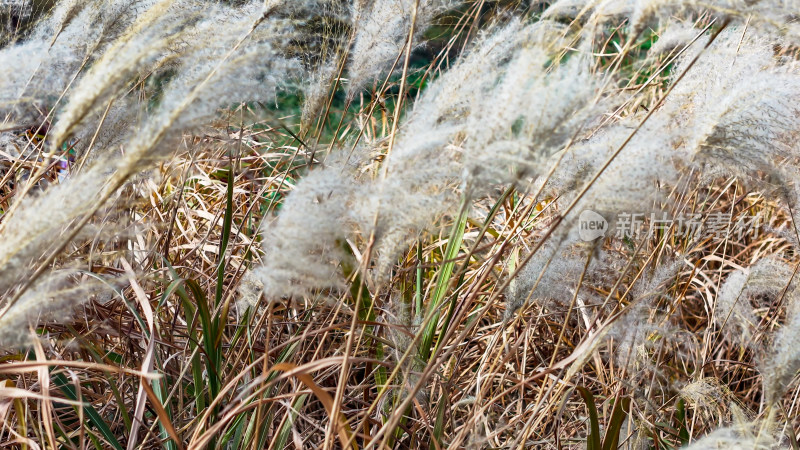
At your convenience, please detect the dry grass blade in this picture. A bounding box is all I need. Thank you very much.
[121,257,157,450]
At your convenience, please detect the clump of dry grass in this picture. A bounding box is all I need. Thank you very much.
[3,0,800,448]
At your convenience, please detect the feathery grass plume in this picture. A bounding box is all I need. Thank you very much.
[0,269,110,347]
[541,27,800,241]
[254,19,536,293]
[680,378,743,425]
[55,1,302,180]
[528,52,675,236]
[580,0,642,28]
[648,20,705,58]
[462,27,605,186]
[0,164,113,296]
[682,421,783,450]
[630,0,800,43]
[50,0,319,156]
[236,269,265,311]
[69,96,142,162]
[258,16,620,298]
[112,5,298,151]
[761,270,800,404]
[541,0,593,22]
[302,60,340,132]
[289,1,351,132]
[507,238,633,321]
[365,19,616,274]
[255,18,586,295]
[505,238,587,317]
[543,0,645,29]
[612,256,682,367]
[527,124,676,286]
[0,0,157,122]
[714,269,755,335]
[49,0,347,160]
[548,0,800,49]
[46,0,195,149]
[658,30,800,185]
[714,258,792,343]
[254,167,359,298]
[1,1,301,314]
[569,125,676,219]
[347,0,452,97]
[0,0,33,43]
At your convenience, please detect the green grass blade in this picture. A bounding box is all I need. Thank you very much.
[576,386,601,450]
[676,397,690,446]
[216,163,235,308]
[419,201,468,361]
[185,279,221,406]
[429,395,447,450]
[51,371,125,450]
[602,396,631,450]
[274,394,308,449]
